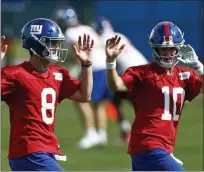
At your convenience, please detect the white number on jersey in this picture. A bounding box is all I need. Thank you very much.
[41,88,56,124]
[161,86,185,121]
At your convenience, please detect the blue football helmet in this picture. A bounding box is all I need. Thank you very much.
[148,21,185,68]
[21,18,68,63]
[93,16,113,34]
[54,7,78,31]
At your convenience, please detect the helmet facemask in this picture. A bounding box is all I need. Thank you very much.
[152,47,181,68]
[149,36,184,68]
[31,34,68,63]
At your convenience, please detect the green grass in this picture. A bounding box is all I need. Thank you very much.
[1,94,203,171]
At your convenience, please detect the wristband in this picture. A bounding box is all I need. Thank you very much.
[81,63,92,68]
[196,65,204,76]
[106,61,116,69]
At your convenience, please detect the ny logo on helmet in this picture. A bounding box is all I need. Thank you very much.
[30,25,43,34]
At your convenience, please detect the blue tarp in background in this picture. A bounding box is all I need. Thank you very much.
[96,1,203,62]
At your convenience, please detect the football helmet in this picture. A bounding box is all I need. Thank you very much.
[21,18,68,63]
[93,16,113,34]
[148,21,185,68]
[54,6,78,31]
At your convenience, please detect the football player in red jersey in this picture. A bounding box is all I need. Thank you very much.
[105,21,203,171]
[1,18,94,171]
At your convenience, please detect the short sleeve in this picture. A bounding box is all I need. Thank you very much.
[120,67,142,92]
[1,67,16,98]
[185,69,203,101]
[58,68,80,102]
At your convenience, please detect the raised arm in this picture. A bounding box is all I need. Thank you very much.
[105,35,127,91]
[70,34,94,102]
[177,44,203,93]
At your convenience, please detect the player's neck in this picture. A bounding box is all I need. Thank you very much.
[166,67,174,75]
[29,55,49,72]
[69,22,80,28]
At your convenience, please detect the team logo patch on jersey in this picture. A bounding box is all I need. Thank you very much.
[53,72,63,81]
[179,71,190,80]
[30,25,43,34]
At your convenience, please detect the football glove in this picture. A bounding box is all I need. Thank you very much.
[177,44,203,75]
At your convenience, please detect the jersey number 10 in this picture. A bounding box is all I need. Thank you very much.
[161,86,185,121]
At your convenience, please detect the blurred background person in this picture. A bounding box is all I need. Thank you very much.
[92,16,148,142]
[54,6,113,149]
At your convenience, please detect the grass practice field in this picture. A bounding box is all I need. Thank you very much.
[1,94,203,171]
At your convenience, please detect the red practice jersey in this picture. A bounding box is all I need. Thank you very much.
[120,62,202,154]
[1,61,80,158]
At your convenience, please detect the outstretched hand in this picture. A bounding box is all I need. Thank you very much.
[1,36,8,60]
[105,35,125,63]
[177,44,202,70]
[73,34,94,65]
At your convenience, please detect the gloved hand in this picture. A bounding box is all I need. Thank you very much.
[177,44,203,75]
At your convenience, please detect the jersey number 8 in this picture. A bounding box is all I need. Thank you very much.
[41,88,56,124]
